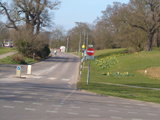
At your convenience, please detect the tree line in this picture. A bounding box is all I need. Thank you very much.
[0,0,160,57]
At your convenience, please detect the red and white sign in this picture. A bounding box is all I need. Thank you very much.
[86,48,94,56]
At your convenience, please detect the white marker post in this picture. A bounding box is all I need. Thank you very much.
[27,65,32,74]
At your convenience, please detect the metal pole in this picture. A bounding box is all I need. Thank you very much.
[86,33,88,50]
[83,32,85,46]
[87,59,90,84]
[79,32,81,56]
[67,38,68,52]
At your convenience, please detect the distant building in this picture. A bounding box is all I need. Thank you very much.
[60,46,66,52]
[3,39,13,47]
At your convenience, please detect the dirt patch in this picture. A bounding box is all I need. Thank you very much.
[138,67,160,80]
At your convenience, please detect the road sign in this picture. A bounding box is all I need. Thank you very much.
[17,66,21,70]
[82,45,85,49]
[86,48,94,56]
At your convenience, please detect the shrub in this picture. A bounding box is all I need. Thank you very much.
[11,54,26,64]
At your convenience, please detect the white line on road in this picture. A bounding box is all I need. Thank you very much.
[46,111,57,113]
[40,98,48,100]
[61,79,70,81]
[68,112,79,115]
[52,105,62,107]
[108,104,116,107]
[90,108,99,111]
[29,93,38,95]
[147,113,157,116]
[14,101,24,103]
[110,116,122,119]
[61,90,75,103]
[32,103,42,105]
[128,112,138,114]
[5,95,15,97]
[0,90,6,92]
[48,77,57,80]
[44,94,53,97]
[89,114,99,117]
[71,106,80,109]
[23,96,32,98]
[14,91,22,93]
[25,108,36,111]
[3,106,15,108]
[141,107,149,110]
[109,110,119,112]
[124,106,133,108]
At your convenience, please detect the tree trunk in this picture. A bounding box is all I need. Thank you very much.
[145,33,153,51]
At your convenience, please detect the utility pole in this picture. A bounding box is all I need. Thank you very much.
[79,32,81,56]
[67,37,69,52]
[83,31,85,46]
[86,33,88,50]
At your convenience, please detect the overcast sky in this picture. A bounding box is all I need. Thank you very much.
[53,0,130,31]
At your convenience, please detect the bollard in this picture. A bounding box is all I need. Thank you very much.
[27,65,32,74]
[16,66,21,77]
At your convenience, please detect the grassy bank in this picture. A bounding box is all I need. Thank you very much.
[0,47,16,55]
[78,48,160,103]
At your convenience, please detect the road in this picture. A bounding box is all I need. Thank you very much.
[0,52,160,120]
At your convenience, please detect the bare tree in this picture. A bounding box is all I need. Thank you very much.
[0,0,61,35]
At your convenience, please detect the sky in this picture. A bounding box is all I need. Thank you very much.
[53,0,130,31]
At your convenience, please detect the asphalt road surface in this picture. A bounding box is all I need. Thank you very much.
[0,52,160,120]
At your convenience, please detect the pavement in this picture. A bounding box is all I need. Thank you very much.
[0,52,17,59]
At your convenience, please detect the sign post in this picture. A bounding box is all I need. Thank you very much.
[86,47,94,84]
[16,66,21,77]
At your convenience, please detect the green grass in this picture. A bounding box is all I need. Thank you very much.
[78,48,160,103]
[0,54,37,64]
[0,47,16,55]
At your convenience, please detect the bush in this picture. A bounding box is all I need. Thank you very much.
[36,44,50,58]
[11,54,26,64]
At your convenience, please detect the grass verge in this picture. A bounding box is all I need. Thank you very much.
[78,48,160,103]
[0,47,16,55]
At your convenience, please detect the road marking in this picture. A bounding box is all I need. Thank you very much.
[23,96,32,98]
[33,76,42,79]
[68,112,79,115]
[44,94,53,97]
[3,106,15,108]
[68,85,71,88]
[90,108,99,110]
[137,104,145,106]
[46,111,57,113]
[0,90,6,92]
[52,105,62,107]
[122,102,130,105]
[61,79,70,81]
[90,103,99,105]
[109,110,119,112]
[89,114,99,117]
[33,103,42,105]
[14,101,24,103]
[40,98,48,100]
[48,77,57,80]
[25,108,36,111]
[110,116,122,119]
[108,104,116,107]
[141,107,149,110]
[132,118,143,120]
[5,95,15,97]
[29,93,38,95]
[71,106,80,109]
[147,113,157,116]
[73,101,82,103]
[61,90,75,103]
[128,112,138,114]
[14,91,22,93]
[124,106,133,108]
